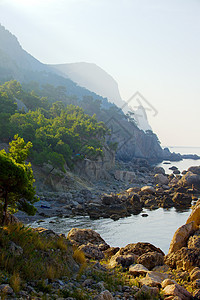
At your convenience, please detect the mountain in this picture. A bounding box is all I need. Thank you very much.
[50,62,124,107]
[0,24,109,103]
[0,24,165,162]
[51,62,152,132]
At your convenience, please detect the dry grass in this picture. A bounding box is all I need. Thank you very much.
[0,223,75,283]
[10,272,21,293]
[73,248,86,265]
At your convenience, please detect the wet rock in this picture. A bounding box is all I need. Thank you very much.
[137,251,164,270]
[168,221,196,255]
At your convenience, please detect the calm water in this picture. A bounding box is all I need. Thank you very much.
[31,147,200,255]
[157,146,200,174]
[31,207,192,254]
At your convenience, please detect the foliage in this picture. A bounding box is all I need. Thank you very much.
[0,80,110,171]
[0,135,37,224]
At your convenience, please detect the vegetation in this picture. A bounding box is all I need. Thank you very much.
[0,135,37,225]
[0,80,110,171]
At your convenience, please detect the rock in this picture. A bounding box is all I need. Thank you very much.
[109,242,164,268]
[141,186,156,194]
[137,251,164,270]
[162,279,177,289]
[193,279,200,289]
[109,253,136,268]
[67,228,110,250]
[169,166,178,171]
[129,264,149,276]
[190,267,200,281]
[96,290,114,300]
[0,284,13,294]
[163,283,193,300]
[186,203,200,227]
[172,192,192,207]
[8,241,23,256]
[34,227,61,239]
[188,166,200,175]
[193,289,200,299]
[178,171,200,188]
[154,167,165,175]
[155,174,169,185]
[165,247,200,271]
[140,271,168,287]
[173,169,180,175]
[101,194,114,205]
[103,247,120,258]
[134,284,159,299]
[152,264,169,273]
[141,213,148,217]
[168,221,197,255]
[79,243,106,260]
[114,170,136,182]
[188,230,200,249]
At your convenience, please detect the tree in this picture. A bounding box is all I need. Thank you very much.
[0,135,37,225]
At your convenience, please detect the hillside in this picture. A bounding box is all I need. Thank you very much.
[0,24,165,163]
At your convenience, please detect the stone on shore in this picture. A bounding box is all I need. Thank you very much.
[168,221,196,255]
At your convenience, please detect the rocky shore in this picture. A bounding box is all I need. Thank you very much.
[16,163,200,224]
[1,200,200,299]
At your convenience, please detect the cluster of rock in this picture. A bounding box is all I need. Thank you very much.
[66,200,200,299]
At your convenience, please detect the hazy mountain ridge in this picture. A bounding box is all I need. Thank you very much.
[0,24,166,162]
[50,62,124,107]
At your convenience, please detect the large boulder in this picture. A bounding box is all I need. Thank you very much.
[186,201,200,227]
[141,186,156,194]
[168,222,197,255]
[165,247,200,271]
[178,171,200,188]
[163,283,193,299]
[137,251,164,270]
[109,242,164,268]
[154,174,169,185]
[154,166,165,175]
[188,166,200,175]
[67,228,109,250]
[172,192,192,207]
[140,271,168,287]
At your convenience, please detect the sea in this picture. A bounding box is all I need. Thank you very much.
[31,147,200,254]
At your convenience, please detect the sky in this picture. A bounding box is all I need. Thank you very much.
[0,0,200,147]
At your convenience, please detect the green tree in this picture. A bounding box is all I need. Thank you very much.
[0,135,37,225]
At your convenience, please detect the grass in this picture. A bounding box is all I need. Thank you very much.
[0,223,75,283]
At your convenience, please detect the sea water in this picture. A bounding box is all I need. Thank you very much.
[31,147,200,254]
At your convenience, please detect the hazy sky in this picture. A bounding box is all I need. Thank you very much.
[0,0,200,147]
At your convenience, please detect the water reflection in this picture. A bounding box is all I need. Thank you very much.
[30,207,191,254]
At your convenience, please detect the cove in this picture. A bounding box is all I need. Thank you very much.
[31,207,191,254]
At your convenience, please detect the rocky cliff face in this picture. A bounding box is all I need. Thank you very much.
[50,62,124,108]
